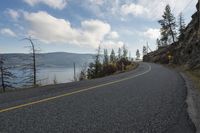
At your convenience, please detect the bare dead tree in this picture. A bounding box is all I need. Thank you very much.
[53,75,58,84]
[22,37,39,87]
[79,62,88,81]
[0,57,16,92]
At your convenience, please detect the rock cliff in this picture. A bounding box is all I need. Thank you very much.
[144,2,200,70]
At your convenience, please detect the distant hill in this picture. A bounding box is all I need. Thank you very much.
[1,52,94,68]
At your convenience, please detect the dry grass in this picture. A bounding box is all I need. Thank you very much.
[126,63,139,71]
[166,64,200,91]
[168,64,200,92]
[185,69,200,91]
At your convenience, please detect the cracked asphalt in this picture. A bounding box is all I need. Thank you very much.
[0,63,196,133]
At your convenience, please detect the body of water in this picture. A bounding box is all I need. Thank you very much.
[1,67,82,89]
[38,67,81,85]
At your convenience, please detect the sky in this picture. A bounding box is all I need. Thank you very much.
[0,0,198,56]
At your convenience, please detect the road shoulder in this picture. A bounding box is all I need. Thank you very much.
[181,73,200,133]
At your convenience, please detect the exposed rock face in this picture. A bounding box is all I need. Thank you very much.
[144,2,200,70]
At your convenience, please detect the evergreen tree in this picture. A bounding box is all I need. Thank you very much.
[136,49,140,60]
[87,63,95,79]
[158,5,177,45]
[143,46,147,56]
[79,63,88,81]
[94,45,102,76]
[118,47,122,60]
[122,44,128,59]
[110,49,116,63]
[87,45,102,79]
[103,49,109,66]
[129,51,132,60]
[178,13,186,39]
[156,38,162,48]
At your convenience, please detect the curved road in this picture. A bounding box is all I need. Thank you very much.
[0,63,196,133]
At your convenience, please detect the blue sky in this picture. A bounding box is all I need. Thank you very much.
[0,0,198,56]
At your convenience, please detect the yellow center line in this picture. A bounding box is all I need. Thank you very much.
[0,64,151,113]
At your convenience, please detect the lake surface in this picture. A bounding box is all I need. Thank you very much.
[38,67,81,85]
[2,67,82,88]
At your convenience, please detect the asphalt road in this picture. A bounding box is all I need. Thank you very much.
[0,63,196,133]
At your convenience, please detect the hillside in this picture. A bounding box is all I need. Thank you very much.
[143,2,200,70]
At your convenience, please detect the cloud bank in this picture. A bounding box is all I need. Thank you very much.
[23,11,121,48]
[23,0,67,10]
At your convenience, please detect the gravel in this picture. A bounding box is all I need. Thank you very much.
[181,73,200,133]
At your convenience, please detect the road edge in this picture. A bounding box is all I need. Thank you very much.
[181,73,200,133]
[0,63,150,113]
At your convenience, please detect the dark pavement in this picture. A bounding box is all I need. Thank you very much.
[0,63,196,133]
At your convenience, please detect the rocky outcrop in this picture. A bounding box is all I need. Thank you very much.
[144,2,200,70]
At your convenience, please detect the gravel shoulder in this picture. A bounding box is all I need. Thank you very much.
[181,73,200,133]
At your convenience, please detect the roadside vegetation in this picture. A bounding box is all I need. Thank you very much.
[167,64,200,91]
[185,70,200,91]
[175,66,200,91]
[79,45,137,80]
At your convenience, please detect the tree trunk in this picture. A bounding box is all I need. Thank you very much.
[1,65,5,92]
[198,0,200,37]
[30,39,36,86]
[168,21,175,44]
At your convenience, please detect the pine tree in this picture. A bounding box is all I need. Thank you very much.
[118,48,122,60]
[129,51,132,60]
[122,44,128,59]
[103,49,109,66]
[79,63,88,81]
[110,49,116,63]
[178,13,186,39]
[158,5,177,45]
[156,38,162,48]
[87,45,102,79]
[94,45,102,76]
[143,46,147,56]
[136,49,140,60]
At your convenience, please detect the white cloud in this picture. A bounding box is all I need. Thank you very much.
[121,3,149,16]
[23,11,119,48]
[24,11,80,44]
[81,19,111,42]
[23,0,67,10]
[144,28,160,39]
[0,28,17,37]
[107,31,119,39]
[137,0,197,20]
[88,0,197,20]
[90,0,104,5]
[6,9,20,20]
[101,40,123,49]
[82,0,121,18]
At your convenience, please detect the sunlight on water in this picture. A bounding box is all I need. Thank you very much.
[5,67,82,88]
[39,67,81,85]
